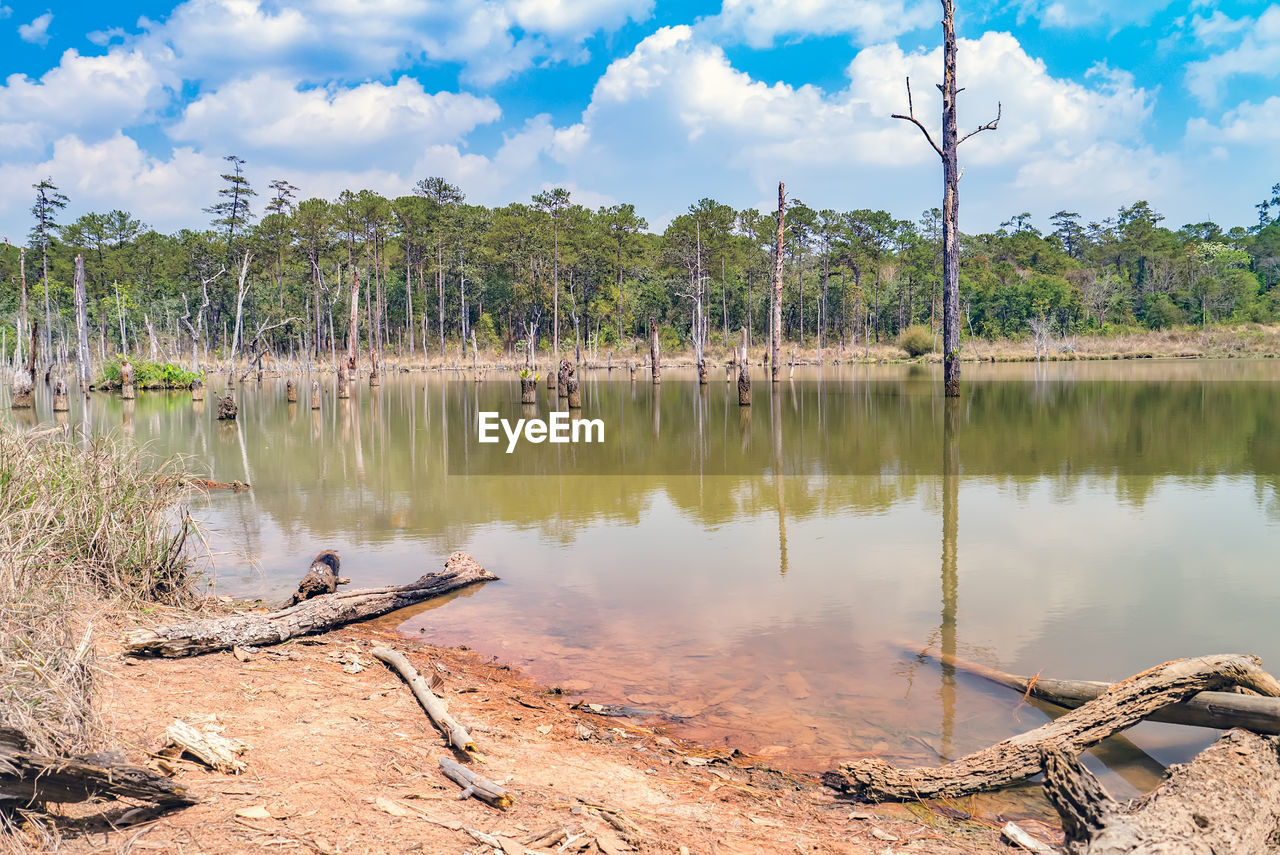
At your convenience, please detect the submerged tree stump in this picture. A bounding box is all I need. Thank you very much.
[520,376,537,404]
[52,377,69,411]
[738,329,751,406]
[286,379,297,402]
[216,391,237,421]
[370,350,381,387]
[337,365,350,399]
[311,379,321,409]
[1043,729,1280,855]
[557,359,570,399]
[191,378,205,401]
[11,369,34,409]
[566,375,581,409]
[120,357,136,399]
[649,320,661,384]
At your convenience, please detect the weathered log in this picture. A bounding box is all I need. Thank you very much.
[123,551,497,657]
[520,376,537,404]
[0,727,193,806]
[188,478,251,492]
[823,654,1280,801]
[311,379,321,409]
[286,379,297,402]
[557,359,570,399]
[52,377,69,411]
[1042,729,1280,855]
[439,757,511,808]
[283,549,342,607]
[163,719,246,774]
[566,375,581,409]
[902,642,1280,734]
[371,647,477,752]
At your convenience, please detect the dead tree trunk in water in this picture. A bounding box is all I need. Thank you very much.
[347,266,360,376]
[891,0,999,397]
[738,327,751,405]
[649,319,661,384]
[771,182,785,383]
[72,255,91,393]
[1043,730,1280,855]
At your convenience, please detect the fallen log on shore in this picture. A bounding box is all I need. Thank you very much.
[1,727,193,806]
[899,642,1280,734]
[371,646,477,753]
[123,552,496,658]
[1043,729,1280,854]
[823,654,1280,802]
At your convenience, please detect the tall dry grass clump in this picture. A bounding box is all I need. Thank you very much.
[0,427,196,759]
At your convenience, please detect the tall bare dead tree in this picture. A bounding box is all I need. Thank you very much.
[73,255,90,393]
[771,182,786,383]
[892,0,1000,397]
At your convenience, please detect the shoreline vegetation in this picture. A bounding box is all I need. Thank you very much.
[0,425,1019,854]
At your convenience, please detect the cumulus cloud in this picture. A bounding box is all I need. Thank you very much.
[18,10,52,45]
[1186,96,1280,146]
[168,75,501,168]
[702,0,933,47]
[1012,0,1174,29]
[1185,6,1280,105]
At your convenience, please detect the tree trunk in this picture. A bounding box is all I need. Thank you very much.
[738,327,751,405]
[74,255,91,393]
[771,183,785,383]
[649,319,661,384]
[823,654,1280,802]
[1043,729,1280,855]
[229,251,252,373]
[941,0,961,397]
[348,266,360,374]
[124,552,497,658]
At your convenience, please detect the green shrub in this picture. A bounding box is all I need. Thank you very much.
[900,325,935,357]
[99,356,202,390]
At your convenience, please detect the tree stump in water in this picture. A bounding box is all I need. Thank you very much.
[520,376,537,404]
[311,379,321,409]
[52,377,69,411]
[557,359,570,399]
[337,365,350,399]
[629,362,636,382]
[216,391,237,420]
[738,330,751,406]
[286,379,297,402]
[566,375,581,409]
[191,378,204,401]
[284,549,342,607]
[697,360,708,385]
[120,357,136,399]
[370,351,381,387]
[11,369,34,409]
[649,320,661,384]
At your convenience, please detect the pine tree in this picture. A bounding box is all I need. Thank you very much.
[205,155,256,253]
[30,178,68,359]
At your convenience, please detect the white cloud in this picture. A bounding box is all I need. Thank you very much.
[18,11,52,45]
[0,48,176,155]
[1189,9,1252,47]
[702,0,932,47]
[1185,6,1280,105]
[1013,0,1174,29]
[1186,96,1280,145]
[0,6,12,20]
[168,75,501,168]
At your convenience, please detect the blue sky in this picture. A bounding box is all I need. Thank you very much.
[1,0,1277,241]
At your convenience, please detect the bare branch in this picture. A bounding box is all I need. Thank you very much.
[890,77,943,159]
[959,101,1002,145]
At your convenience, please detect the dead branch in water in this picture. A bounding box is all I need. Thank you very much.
[823,654,1280,801]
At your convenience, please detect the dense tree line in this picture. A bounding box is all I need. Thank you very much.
[2,165,1279,369]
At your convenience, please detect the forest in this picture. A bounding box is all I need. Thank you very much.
[3,158,1280,368]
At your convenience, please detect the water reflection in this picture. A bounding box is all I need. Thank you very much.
[4,361,1280,810]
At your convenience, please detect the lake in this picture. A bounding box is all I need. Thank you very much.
[8,359,1280,812]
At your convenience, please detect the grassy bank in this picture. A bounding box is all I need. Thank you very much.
[0,427,196,761]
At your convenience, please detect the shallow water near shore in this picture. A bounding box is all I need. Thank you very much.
[7,359,1280,813]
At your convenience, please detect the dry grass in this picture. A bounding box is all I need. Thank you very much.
[0,426,197,759]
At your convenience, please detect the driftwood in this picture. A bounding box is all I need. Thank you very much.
[823,654,1280,801]
[163,719,246,773]
[283,549,342,607]
[188,478,251,492]
[439,757,511,808]
[0,727,193,806]
[371,647,477,752]
[1043,729,1280,854]
[123,551,496,657]
[902,643,1280,734]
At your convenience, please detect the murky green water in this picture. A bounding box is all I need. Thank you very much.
[7,359,1280,808]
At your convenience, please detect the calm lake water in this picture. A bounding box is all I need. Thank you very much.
[7,359,1280,811]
